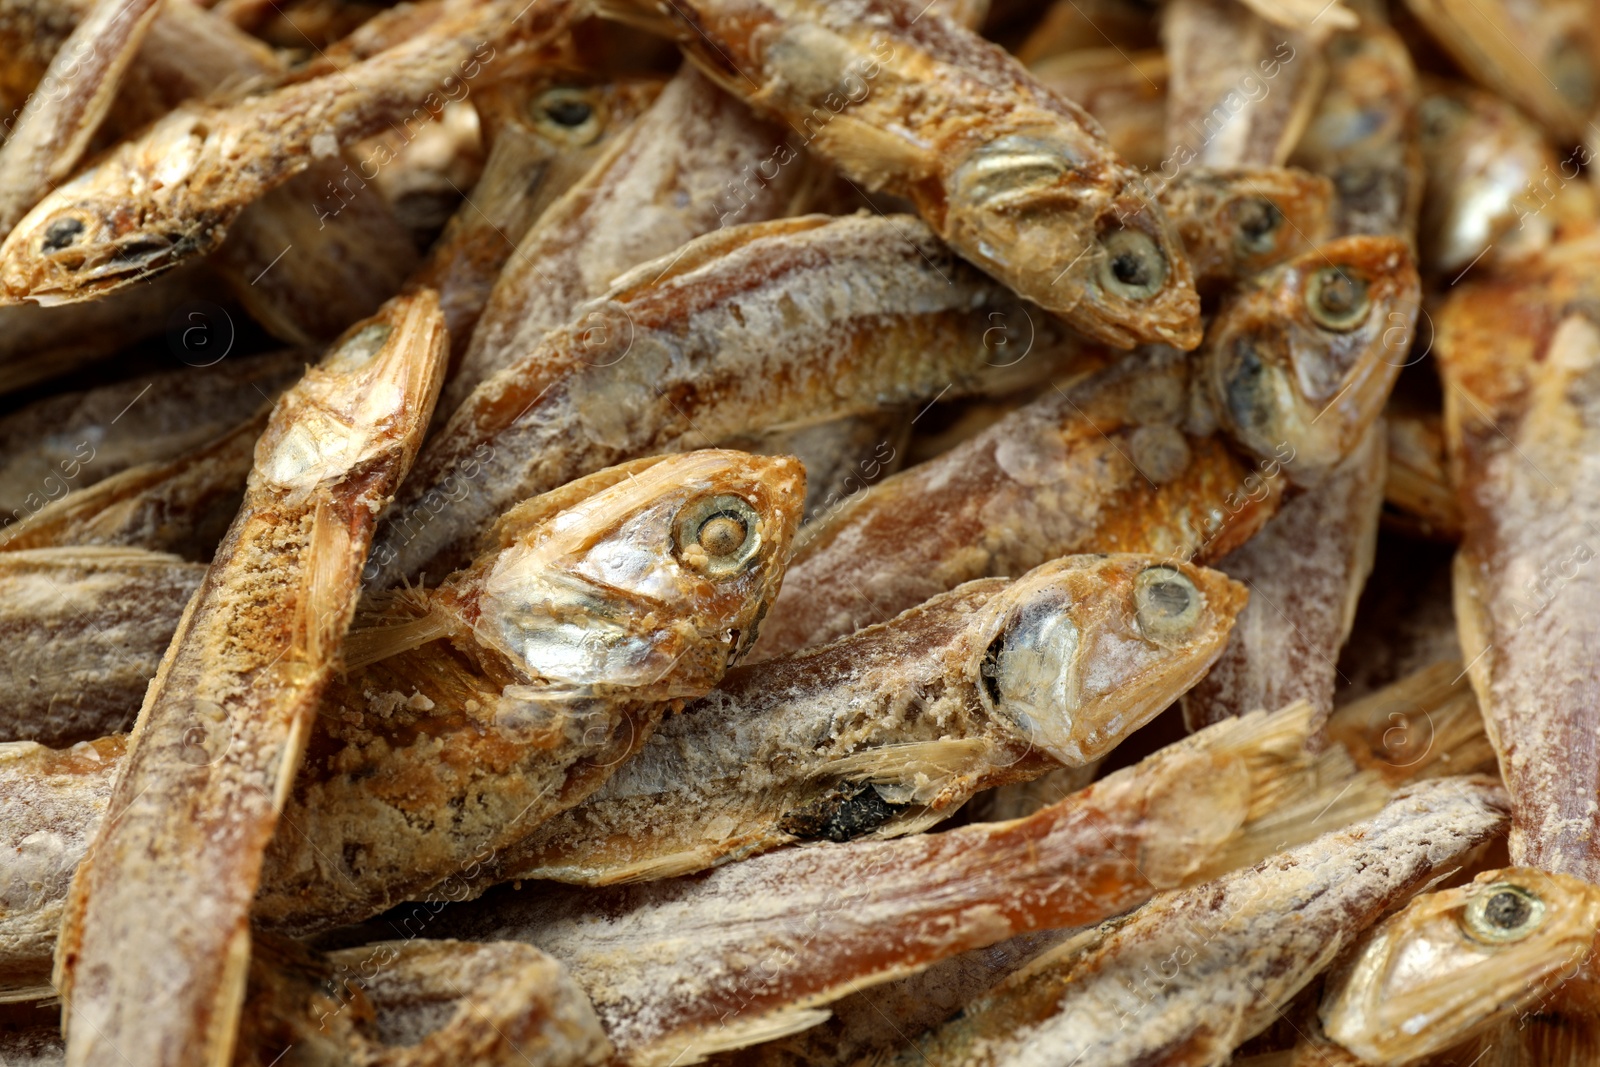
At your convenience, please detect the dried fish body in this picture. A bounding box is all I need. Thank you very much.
[0,349,299,519]
[236,935,611,1067]
[1027,49,1167,172]
[446,66,801,407]
[1399,0,1597,144]
[0,735,121,1002]
[0,409,269,561]
[755,236,1416,658]
[1157,167,1336,292]
[255,449,805,932]
[1326,660,1497,788]
[0,0,580,304]
[55,292,447,1067]
[1162,0,1324,169]
[1321,867,1600,1066]
[0,0,164,236]
[428,702,1362,1065]
[1290,17,1423,242]
[372,212,1077,587]
[412,71,665,355]
[1181,421,1385,735]
[603,0,1202,350]
[1417,79,1595,276]
[0,548,204,746]
[486,554,1246,886]
[1435,233,1600,881]
[889,777,1508,1067]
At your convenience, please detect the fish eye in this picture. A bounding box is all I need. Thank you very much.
[534,88,601,144]
[1132,566,1203,643]
[674,494,762,577]
[1461,883,1546,944]
[1096,228,1168,302]
[1233,198,1282,257]
[40,215,87,253]
[1306,267,1371,332]
[1222,339,1276,433]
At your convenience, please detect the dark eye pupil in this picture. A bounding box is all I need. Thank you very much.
[1239,200,1280,242]
[1144,581,1191,617]
[42,217,84,252]
[1111,252,1148,286]
[1319,272,1358,314]
[1484,890,1532,929]
[544,100,593,127]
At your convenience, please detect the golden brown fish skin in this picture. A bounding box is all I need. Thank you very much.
[1161,0,1324,169]
[749,346,1279,659]
[1416,79,1595,277]
[726,409,908,523]
[0,0,164,236]
[371,212,1077,588]
[1157,166,1336,293]
[1181,419,1385,736]
[605,0,1201,350]
[54,292,447,1067]
[489,555,1246,886]
[1027,49,1167,173]
[1290,16,1423,242]
[0,548,204,746]
[0,0,580,305]
[1399,0,1596,144]
[1321,867,1600,1066]
[255,450,805,934]
[0,735,123,1002]
[426,702,1348,1066]
[1437,232,1600,882]
[0,409,270,561]
[1200,236,1418,480]
[412,70,666,361]
[237,935,612,1067]
[0,350,300,519]
[890,777,1509,1067]
[445,65,803,408]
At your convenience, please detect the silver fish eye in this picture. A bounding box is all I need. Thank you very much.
[1133,566,1203,643]
[1307,266,1371,332]
[1233,198,1282,257]
[1097,228,1168,302]
[534,88,601,144]
[674,494,762,577]
[1461,883,1545,944]
[40,215,87,253]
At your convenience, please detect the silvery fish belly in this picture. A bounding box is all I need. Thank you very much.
[486,554,1246,886]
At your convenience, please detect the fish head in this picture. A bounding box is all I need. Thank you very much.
[1160,167,1336,292]
[944,124,1202,350]
[442,450,804,702]
[971,554,1246,765]
[1202,235,1419,482]
[0,113,213,304]
[1321,867,1600,1065]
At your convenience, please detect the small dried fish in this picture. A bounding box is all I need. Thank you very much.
[1162,0,1324,169]
[447,65,801,406]
[0,548,203,746]
[55,292,446,1067]
[602,0,1203,350]
[428,702,1361,1065]
[411,69,665,356]
[1181,419,1385,735]
[1321,867,1600,1066]
[371,212,1076,587]
[889,777,1508,1067]
[754,235,1417,657]
[1157,166,1335,292]
[488,554,1245,886]
[256,449,804,932]
[0,0,578,304]
[0,735,122,1002]
[723,409,908,523]
[1028,49,1167,172]
[0,349,299,519]
[0,0,163,236]
[1400,0,1597,144]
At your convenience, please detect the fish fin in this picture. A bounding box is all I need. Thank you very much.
[633,1008,833,1067]
[815,739,993,805]
[342,606,455,670]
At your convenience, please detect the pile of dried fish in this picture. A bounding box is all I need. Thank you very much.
[0,0,1597,1063]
